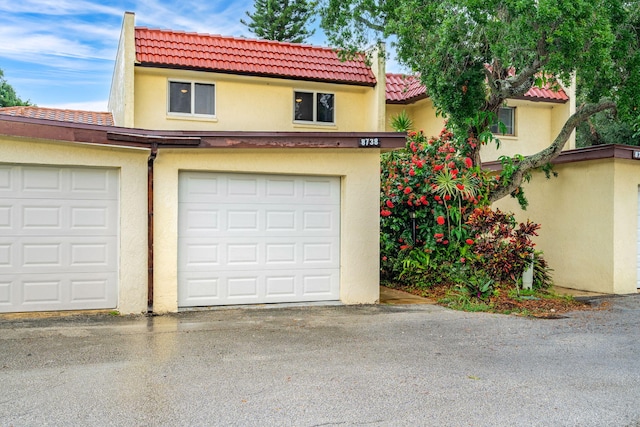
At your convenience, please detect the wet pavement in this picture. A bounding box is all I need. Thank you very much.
[1,294,639,426]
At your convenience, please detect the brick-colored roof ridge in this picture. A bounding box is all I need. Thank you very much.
[386,73,427,103]
[385,72,569,103]
[135,26,339,52]
[0,106,114,126]
[135,27,376,86]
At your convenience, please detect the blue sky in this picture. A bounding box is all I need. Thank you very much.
[0,1,404,112]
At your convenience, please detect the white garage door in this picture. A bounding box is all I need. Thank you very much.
[178,172,340,306]
[0,165,119,313]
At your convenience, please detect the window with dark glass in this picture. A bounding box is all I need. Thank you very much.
[169,82,191,114]
[317,93,334,123]
[490,107,515,135]
[294,92,314,121]
[169,81,215,116]
[294,91,334,123]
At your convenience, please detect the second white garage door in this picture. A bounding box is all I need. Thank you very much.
[178,172,340,307]
[0,165,119,313]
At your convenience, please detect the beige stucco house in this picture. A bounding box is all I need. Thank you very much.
[492,146,640,295]
[0,11,601,315]
[385,74,576,162]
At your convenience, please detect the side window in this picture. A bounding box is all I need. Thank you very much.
[490,107,515,136]
[294,91,335,124]
[169,81,216,117]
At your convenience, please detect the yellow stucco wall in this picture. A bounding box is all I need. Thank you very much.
[494,158,639,294]
[386,98,573,163]
[133,68,378,132]
[385,99,445,137]
[108,12,135,128]
[152,148,381,312]
[0,136,150,313]
[612,159,640,293]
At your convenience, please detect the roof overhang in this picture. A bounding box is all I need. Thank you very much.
[135,63,377,88]
[0,115,406,151]
[482,144,640,171]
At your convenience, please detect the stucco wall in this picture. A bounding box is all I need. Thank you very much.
[480,99,556,162]
[385,100,445,136]
[152,148,381,312]
[108,12,135,128]
[494,158,639,294]
[0,136,150,313]
[133,68,376,132]
[386,98,572,163]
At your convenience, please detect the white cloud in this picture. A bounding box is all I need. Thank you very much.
[126,0,254,36]
[0,0,122,16]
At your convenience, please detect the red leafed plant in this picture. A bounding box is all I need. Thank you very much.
[380,125,551,291]
[465,207,541,284]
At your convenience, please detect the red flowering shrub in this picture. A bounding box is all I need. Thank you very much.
[380,127,550,289]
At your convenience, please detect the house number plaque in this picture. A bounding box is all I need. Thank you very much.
[359,137,380,148]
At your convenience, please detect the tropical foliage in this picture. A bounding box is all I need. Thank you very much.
[320,0,640,204]
[381,127,551,297]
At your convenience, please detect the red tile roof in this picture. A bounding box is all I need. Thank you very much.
[521,86,569,102]
[0,106,114,126]
[385,73,569,104]
[135,28,377,86]
[386,74,427,103]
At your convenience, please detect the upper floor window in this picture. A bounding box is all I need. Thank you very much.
[490,107,515,136]
[168,81,215,117]
[294,91,334,124]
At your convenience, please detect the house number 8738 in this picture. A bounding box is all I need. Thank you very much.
[359,138,380,147]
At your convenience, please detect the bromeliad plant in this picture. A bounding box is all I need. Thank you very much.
[380,126,551,292]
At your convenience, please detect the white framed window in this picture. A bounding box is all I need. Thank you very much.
[294,91,335,124]
[168,80,216,117]
[491,107,515,136]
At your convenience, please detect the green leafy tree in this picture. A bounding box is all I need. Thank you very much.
[576,110,640,147]
[320,0,640,204]
[241,0,318,43]
[0,68,31,107]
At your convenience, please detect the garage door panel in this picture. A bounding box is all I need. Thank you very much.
[0,272,117,313]
[0,278,12,306]
[180,172,339,205]
[1,165,118,312]
[178,204,220,236]
[179,174,220,203]
[179,272,222,303]
[301,272,339,296]
[0,237,117,274]
[0,166,118,200]
[179,203,338,238]
[179,172,339,307]
[180,236,338,272]
[179,268,339,306]
[1,199,118,237]
[0,165,12,191]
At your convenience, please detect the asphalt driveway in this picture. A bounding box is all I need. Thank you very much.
[1,295,639,427]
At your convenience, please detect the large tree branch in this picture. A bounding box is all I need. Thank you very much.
[488,100,617,203]
[354,15,385,32]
